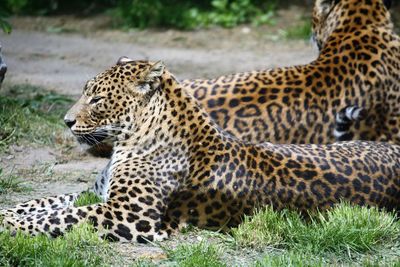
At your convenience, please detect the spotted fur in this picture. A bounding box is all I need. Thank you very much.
[180,0,399,144]
[2,60,400,242]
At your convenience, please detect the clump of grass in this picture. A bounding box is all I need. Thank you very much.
[0,168,30,194]
[255,251,324,267]
[132,259,158,267]
[232,206,303,248]
[166,242,226,267]
[298,204,399,255]
[74,191,103,207]
[0,223,111,267]
[233,203,400,257]
[0,84,73,152]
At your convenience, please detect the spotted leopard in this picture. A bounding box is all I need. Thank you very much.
[1,60,399,242]
[184,0,399,144]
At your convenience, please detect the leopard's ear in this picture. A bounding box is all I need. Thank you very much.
[116,56,134,65]
[383,0,391,9]
[314,0,338,17]
[136,61,165,94]
[143,61,165,82]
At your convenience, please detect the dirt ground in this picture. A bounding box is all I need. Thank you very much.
[0,11,317,263]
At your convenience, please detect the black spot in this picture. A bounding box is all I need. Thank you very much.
[373,180,384,192]
[136,235,149,243]
[296,182,306,191]
[64,215,78,224]
[49,217,61,225]
[352,179,362,192]
[136,220,151,232]
[50,228,63,238]
[206,219,221,228]
[102,220,114,229]
[130,203,143,212]
[324,173,349,185]
[115,223,133,240]
[293,170,318,180]
[103,233,120,242]
[229,99,240,108]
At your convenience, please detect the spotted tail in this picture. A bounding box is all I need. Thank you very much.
[334,105,367,141]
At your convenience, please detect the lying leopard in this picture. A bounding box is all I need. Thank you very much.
[2,60,399,242]
[93,0,399,152]
[186,0,400,144]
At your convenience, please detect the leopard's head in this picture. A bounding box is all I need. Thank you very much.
[64,57,165,146]
[311,0,392,50]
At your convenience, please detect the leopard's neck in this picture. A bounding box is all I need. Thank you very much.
[113,71,235,158]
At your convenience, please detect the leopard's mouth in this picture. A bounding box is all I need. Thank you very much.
[75,129,108,146]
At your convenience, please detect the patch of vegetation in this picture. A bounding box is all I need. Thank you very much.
[0,0,114,15]
[0,223,111,267]
[133,259,158,267]
[1,0,277,29]
[255,251,324,267]
[0,84,73,152]
[165,242,226,267]
[233,203,400,261]
[233,206,301,248]
[282,18,312,40]
[0,17,11,34]
[112,0,277,29]
[1,203,399,266]
[74,191,103,207]
[0,168,30,194]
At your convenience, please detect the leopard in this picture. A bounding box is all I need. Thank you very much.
[93,0,399,155]
[180,0,400,145]
[1,59,399,243]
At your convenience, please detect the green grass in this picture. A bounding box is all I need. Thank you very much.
[282,18,312,40]
[133,259,158,267]
[165,242,226,267]
[1,203,399,266]
[233,203,400,261]
[255,251,324,267]
[74,191,103,207]
[0,168,30,194]
[0,223,111,267]
[0,84,73,152]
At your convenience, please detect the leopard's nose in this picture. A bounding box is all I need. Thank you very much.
[64,118,76,128]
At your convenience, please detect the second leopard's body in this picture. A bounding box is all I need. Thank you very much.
[183,0,399,144]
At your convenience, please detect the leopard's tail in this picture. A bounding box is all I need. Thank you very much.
[334,105,367,141]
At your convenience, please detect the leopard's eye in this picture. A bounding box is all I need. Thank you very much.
[89,96,103,105]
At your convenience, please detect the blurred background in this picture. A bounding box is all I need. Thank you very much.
[0,0,399,32]
[0,0,399,106]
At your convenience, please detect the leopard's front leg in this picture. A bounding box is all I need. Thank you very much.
[1,163,111,218]
[0,193,82,218]
[1,179,177,243]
